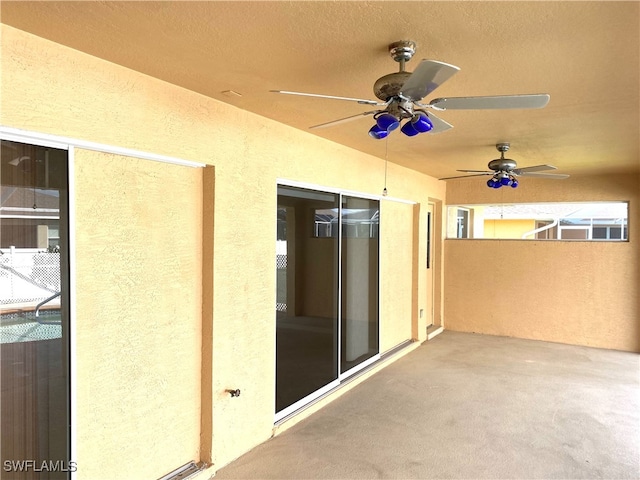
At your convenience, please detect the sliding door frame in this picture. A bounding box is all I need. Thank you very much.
[0,130,75,476]
[275,179,415,422]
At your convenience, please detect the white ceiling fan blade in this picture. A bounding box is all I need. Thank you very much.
[439,173,493,180]
[270,90,383,106]
[512,164,557,174]
[309,110,381,129]
[429,94,550,110]
[400,60,460,102]
[423,111,453,134]
[516,172,570,179]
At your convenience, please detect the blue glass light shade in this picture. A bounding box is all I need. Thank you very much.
[487,179,497,188]
[368,124,390,139]
[500,176,512,186]
[375,113,400,132]
[400,120,420,137]
[411,112,433,133]
[511,179,519,188]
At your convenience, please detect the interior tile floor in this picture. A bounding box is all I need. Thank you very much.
[215,331,640,479]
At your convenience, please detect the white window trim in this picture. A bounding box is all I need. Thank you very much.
[1,126,205,168]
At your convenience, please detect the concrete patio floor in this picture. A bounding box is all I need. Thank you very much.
[215,331,640,479]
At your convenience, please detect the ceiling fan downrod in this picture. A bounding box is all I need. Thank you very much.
[372,41,417,102]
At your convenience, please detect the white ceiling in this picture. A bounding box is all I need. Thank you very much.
[2,1,639,179]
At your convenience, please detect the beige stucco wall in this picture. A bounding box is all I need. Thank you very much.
[445,175,639,352]
[1,25,447,475]
[73,151,203,479]
[380,200,414,351]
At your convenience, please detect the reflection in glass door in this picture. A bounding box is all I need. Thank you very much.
[275,186,380,420]
[340,196,379,375]
[276,186,339,417]
[1,140,70,479]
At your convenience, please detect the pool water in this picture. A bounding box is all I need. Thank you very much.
[0,312,62,344]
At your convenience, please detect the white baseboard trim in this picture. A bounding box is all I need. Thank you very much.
[427,326,444,340]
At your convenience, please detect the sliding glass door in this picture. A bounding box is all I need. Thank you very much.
[275,186,379,419]
[1,140,71,479]
[276,186,339,416]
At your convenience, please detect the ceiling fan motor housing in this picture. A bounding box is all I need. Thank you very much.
[488,158,517,172]
[373,41,417,102]
[373,72,413,101]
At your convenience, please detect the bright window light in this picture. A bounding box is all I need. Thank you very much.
[446,202,629,241]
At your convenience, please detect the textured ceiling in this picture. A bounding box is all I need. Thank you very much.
[2,1,639,179]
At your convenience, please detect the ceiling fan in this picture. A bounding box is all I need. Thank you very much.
[439,143,569,188]
[271,40,550,139]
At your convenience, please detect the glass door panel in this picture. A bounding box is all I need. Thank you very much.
[340,196,379,375]
[275,186,339,415]
[1,140,70,479]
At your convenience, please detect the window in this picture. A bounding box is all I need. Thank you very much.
[456,208,470,238]
[593,226,626,240]
[446,202,628,241]
[448,207,471,239]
